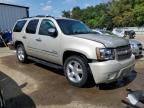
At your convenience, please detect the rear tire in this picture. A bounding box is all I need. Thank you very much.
[64,55,92,87]
[16,44,28,63]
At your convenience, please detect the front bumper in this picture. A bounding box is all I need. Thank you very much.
[89,55,135,84]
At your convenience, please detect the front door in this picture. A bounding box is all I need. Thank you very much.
[36,19,61,64]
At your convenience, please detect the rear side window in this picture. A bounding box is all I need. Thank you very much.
[13,20,27,32]
[26,19,39,34]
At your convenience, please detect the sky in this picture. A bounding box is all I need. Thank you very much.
[0,0,109,16]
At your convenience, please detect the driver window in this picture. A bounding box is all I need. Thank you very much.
[39,19,56,36]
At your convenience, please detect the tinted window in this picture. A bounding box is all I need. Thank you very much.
[26,19,39,34]
[13,20,27,32]
[39,19,56,36]
[57,19,91,35]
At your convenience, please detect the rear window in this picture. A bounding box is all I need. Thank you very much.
[26,19,39,34]
[13,20,27,32]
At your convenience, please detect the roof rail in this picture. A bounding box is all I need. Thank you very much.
[22,15,55,19]
[35,15,46,17]
[46,15,55,19]
[34,15,55,19]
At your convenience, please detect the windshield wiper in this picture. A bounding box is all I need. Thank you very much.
[73,31,91,35]
[66,31,92,35]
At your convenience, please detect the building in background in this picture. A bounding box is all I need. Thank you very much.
[0,3,29,32]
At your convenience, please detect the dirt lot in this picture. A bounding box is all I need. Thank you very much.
[0,46,144,108]
[135,35,144,45]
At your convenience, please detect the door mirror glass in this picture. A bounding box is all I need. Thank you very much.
[48,28,57,37]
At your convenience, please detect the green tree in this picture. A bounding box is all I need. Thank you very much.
[133,3,144,26]
[71,7,82,20]
[62,11,71,18]
[62,0,144,28]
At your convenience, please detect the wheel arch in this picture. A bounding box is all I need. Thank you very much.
[14,41,24,48]
[63,50,91,65]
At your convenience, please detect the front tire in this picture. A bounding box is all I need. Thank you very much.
[16,44,28,63]
[64,56,91,87]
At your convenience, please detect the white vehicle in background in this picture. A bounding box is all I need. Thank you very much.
[92,29,143,57]
[112,28,124,37]
[112,28,136,39]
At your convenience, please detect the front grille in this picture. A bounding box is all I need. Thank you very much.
[116,45,132,60]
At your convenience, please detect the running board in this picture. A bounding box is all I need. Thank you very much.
[28,56,62,69]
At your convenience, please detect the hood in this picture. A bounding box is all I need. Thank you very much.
[129,39,141,45]
[73,33,129,48]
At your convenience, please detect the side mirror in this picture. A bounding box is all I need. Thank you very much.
[48,28,57,37]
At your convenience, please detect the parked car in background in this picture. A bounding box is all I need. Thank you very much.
[124,30,136,39]
[112,28,135,39]
[112,28,124,37]
[92,29,143,57]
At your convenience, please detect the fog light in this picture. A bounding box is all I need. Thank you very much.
[108,72,117,80]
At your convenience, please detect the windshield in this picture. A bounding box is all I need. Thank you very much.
[56,19,91,35]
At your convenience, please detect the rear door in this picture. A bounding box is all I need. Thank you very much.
[24,19,40,57]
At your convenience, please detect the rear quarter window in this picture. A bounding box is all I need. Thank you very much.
[13,20,27,32]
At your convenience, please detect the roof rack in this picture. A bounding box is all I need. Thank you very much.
[35,15,46,17]
[34,15,55,19]
[46,15,55,19]
[22,15,55,19]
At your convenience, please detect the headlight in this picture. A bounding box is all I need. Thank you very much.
[96,48,115,61]
[130,44,137,48]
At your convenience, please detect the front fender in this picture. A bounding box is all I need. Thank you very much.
[60,35,105,64]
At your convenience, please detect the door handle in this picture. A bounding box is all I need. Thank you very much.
[35,38,42,42]
[22,36,26,39]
